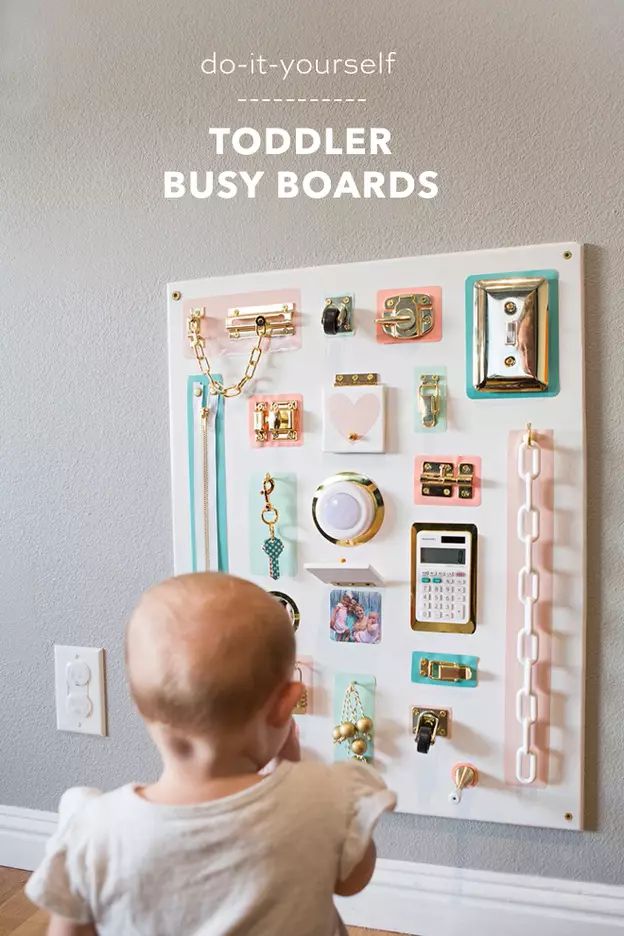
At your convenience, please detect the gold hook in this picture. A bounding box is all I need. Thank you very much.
[525,422,534,447]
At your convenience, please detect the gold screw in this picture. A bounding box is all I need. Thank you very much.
[504,301,517,314]
[564,812,573,821]
[421,296,431,305]
[443,488,451,495]
[339,557,347,564]
[504,355,516,367]
[171,290,181,301]
[193,386,203,397]
[423,487,430,494]
[563,250,572,260]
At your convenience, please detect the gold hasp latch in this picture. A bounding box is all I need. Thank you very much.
[254,400,299,442]
[420,659,473,683]
[418,374,440,428]
[376,294,434,340]
[420,461,474,499]
[226,302,295,339]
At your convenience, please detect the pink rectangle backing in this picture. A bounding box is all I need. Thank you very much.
[413,455,481,507]
[182,289,302,359]
[376,286,442,344]
[248,394,304,448]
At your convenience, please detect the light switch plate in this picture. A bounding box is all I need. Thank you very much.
[54,645,107,736]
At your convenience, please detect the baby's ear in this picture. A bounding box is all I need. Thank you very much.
[269,680,303,726]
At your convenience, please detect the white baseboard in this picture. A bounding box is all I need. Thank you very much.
[2,805,623,934]
[337,858,624,935]
[0,805,56,872]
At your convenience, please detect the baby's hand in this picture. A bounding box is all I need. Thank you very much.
[278,718,301,762]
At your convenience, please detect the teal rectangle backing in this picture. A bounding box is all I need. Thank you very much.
[414,366,447,432]
[411,651,478,688]
[465,269,560,399]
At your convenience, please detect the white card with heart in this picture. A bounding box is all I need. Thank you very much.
[322,383,386,453]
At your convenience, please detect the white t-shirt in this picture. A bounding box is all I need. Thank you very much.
[26,760,396,936]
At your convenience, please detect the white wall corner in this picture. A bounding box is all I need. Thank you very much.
[2,808,623,934]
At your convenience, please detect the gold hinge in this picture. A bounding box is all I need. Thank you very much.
[334,373,379,387]
[420,461,474,499]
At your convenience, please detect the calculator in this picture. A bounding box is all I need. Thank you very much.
[411,523,478,634]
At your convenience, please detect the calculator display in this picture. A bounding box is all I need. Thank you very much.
[420,547,465,565]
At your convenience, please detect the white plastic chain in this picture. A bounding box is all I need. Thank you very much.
[515,425,541,784]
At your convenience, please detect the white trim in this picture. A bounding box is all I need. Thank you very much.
[0,804,56,871]
[337,859,624,935]
[2,807,623,934]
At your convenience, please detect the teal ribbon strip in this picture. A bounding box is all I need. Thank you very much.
[186,375,228,573]
[214,388,229,572]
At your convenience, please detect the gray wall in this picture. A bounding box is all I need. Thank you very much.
[1,0,622,885]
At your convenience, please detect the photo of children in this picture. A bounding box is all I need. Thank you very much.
[329,590,382,644]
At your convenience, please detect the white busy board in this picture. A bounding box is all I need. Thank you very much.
[167,242,585,829]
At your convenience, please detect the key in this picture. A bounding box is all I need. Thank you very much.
[263,535,284,580]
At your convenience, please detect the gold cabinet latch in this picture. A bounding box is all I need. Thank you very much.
[376,294,434,340]
[420,461,474,499]
[420,658,473,683]
[226,302,295,339]
[418,374,440,428]
[254,400,299,442]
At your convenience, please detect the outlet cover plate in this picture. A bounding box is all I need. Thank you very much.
[54,645,107,736]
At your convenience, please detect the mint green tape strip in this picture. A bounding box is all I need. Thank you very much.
[414,366,447,433]
[333,673,376,763]
[465,269,559,399]
[411,651,478,688]
[248,472,297,577]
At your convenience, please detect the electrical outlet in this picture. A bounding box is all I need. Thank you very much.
[54,645,107,736]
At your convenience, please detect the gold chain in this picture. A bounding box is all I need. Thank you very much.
[260,473,279,537]
[187,309,269,398]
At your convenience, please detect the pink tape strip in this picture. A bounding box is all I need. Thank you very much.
[413,455,481,507]
[248,394,304,448]
[182,289,302,359]
[504,430,554,787]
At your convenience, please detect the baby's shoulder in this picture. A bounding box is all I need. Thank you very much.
[283,760,390,806]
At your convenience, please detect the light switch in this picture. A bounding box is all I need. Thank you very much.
[54,645,107,736]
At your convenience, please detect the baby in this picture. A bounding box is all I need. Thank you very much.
[26,573,396,936]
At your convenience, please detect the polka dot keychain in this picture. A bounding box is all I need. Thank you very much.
[261,473,284,580]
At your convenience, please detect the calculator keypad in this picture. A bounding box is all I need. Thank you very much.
[416,568,468,623]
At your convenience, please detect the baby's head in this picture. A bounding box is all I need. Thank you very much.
[126,573,300,769]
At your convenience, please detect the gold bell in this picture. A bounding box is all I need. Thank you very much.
[351,737,368,757]
[356,716,373,735]
[339,722,356,739]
